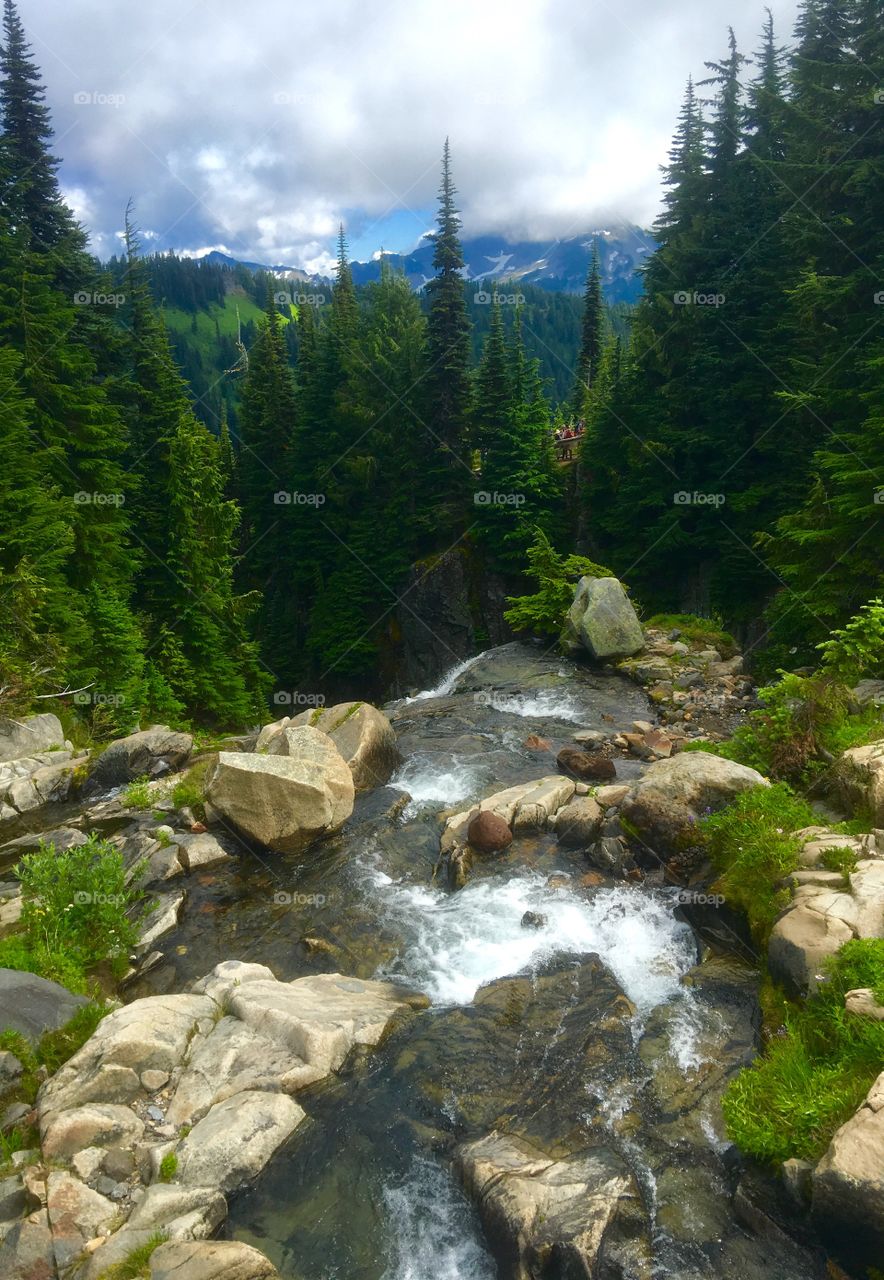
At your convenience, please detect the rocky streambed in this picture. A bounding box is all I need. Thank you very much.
[0,641,847,1278]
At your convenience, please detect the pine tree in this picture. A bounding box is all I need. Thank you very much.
[571,240,605,416]
[0,0,78,254]
[422,139,473,542]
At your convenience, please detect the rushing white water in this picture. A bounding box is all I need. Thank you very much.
[381,1157,496,1280]
[401,652,485,704]
[387,753,481,816]
[367,869,697,1011]
[480,688,587,723]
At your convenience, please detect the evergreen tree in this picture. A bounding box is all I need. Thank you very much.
[422,139,473,542]
[0,0,78,253]
[571,240,605,416]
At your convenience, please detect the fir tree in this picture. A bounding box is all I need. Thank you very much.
[422,139,473,542]
[571,240,605,416]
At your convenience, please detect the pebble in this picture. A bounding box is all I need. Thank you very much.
[146,1105,165,1122]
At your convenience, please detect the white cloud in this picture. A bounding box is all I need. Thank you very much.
[24,0,801,266]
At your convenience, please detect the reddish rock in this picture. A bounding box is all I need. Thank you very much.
[523,735,551,751]
[467,811,513,854]
[189,821,207,834]
[556,747,616,781]
[580,871,605,888]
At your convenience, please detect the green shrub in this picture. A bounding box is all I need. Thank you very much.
[123,775,153,810]
[820,845,859,877]
[817,598,884,684]
[94,1232,168,1280]
[0,836,148,990]
[700,783,817,945]
[171,758,210,812]
[709,669,880,785]
[158,1152,178,1182]
[504,528,614,637]
[646,612,738,658]
[723,939,884,1162]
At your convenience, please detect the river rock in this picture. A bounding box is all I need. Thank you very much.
[552,795,603,847]
[0,1209,55,1280]
[205,730,354,853]
[561,576,644,661]
[87,726,193,789]
[176,832,230,871]
[812,1069,884,1274]
[457,1132,649,1278]
[176,1091,304,1192]
[0,713,64,764]
[147,1239,280,1280]
[621,751,769,849]
[556,745,616,780]
[41,1103,145,1160]
[467,811,513,853]
[283,701,400,790]
[442,775,577,854]
[0,968,87,1041]
[83,1184,229,1279]
[46,1170,117,1269]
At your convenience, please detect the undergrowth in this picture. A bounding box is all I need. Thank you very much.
[722,939,884,1162]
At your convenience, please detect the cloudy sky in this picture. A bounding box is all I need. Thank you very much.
[22,0,800,271]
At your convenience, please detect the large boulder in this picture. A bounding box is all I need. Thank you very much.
[175,1090,304,1192]
[768,905,855,997]
[0,969,86,1041]
[838,740,884,825]
[457,1132,649,1278]
[561,576,644,661]
[205,728,354,853]
[262,702,400,791]
[812,1070,884,1275]
[87,725,193,789]
[621,751,769,849]
[0,713,64,764]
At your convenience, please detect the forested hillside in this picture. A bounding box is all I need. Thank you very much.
[580,5,883,669]
[0,0,881,734]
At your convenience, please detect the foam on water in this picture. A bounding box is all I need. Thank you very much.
[388,753,480,816]
[483,688,587,723]
[367,869,697,1010]
[381,1157,496,1280]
